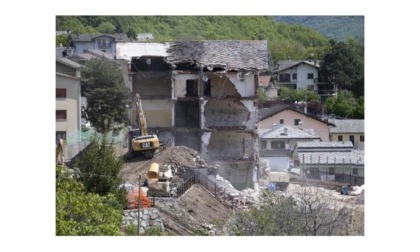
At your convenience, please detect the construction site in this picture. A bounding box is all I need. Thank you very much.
[56,39,364,236]
[119,145,364,235]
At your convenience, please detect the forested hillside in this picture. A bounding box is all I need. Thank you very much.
[273,16,364,42]
[56,16,331,63]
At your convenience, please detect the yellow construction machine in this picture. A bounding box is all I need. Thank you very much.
[128,93,165,159]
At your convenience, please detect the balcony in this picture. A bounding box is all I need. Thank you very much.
[278,83,297,89]
[97,42,111,49]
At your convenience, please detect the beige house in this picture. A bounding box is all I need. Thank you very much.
[56,58,82,144]
[329,119,364,149]
[259,104,332,141]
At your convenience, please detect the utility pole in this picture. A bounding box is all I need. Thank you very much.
[137,174,141,236]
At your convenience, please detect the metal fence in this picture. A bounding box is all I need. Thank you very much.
[174,168,237,209]
[306,171,364,186]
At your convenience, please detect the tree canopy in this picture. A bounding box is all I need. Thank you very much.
[82,58,129,133]
[74,136,125,197]
[278,86,321,103]
[319,39,364,97]
[227,186,356,236]
[325,90,364,119]
[56,165,123,236]
[56,16,330,63]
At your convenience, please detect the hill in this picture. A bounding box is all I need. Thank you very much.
[273,16,364,42]
[56,16,331,62]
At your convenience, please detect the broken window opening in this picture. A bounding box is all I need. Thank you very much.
[175,100,200,128]
[203,79,211,96]
[186,79,199,97]
[131,56,171,72]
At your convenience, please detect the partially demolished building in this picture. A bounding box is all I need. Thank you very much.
[116,40,269,189]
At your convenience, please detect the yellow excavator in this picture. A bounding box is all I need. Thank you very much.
[128,93,165,159]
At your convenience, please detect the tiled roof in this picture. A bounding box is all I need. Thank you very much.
[259,104,290,121]
[69,53,97,61]
[258,104,333,126]
[296,141,353,149]
[84,49,115,60]
[277,60,320,71]
[329,119,364,133]
[166,40,269,71]
[298,150,364,165]
[70,33,130,42]
[56,57,82,69]
[259,124,320,139]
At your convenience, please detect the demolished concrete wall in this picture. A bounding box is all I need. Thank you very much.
[116,41,268,190]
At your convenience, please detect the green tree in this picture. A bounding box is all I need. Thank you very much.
[228,185,353,236]
[278,87,320,103]
[56,165,123,236]
[353,96,364,119]
[74,136,124,198]
[82,58,129,133]
[126,27,137,40]
[319,39,364,96]
[325,90,358,118]
[258,87,268,103]
[97,21,116,33]
[56,34,69,47]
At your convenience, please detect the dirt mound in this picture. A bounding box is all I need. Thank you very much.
[151,145,209,169]
[120,146,211,185]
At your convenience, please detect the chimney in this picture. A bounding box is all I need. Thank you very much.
[298,121,303,130]
[284,127,288,135]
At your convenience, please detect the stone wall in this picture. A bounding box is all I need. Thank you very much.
[122,208,164,234]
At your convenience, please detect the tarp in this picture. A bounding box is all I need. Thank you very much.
[127,188,151,209]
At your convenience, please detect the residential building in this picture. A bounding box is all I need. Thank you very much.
[259,124,320,172]
[56,58,83,144]
[294,141,364,185]
[68,33,130,55]
[277,60,319,90]
[329,119,364,149]
[116,40,269,190]
[277,60,335,97]
[259,104,333,141]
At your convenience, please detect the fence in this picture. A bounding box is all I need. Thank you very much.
[174,168,248,210]
[306,171,364,186]
[60,128,129,161]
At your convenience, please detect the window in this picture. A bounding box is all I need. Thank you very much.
[56,110,67,120]
[292,73,297,80]
[203,79,211,96]
[186,79,198,97]
[56,88,66,98]
[294,119,301,126]
[260,140,267,149]
[338,135,343,141]
[328,167,335,175]
[352,168,358,175]
[349,135,355,145]
[307,73,314,79]
[279,73,291,82]
[97,38,110,48]
[271,141,285,149]
[360,135,365,142]
[56,131,66,144]
[307,85,314,90]
[280,119,284,124]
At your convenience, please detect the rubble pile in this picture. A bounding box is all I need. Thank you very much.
[153,146,210,169]
[210,175,259,209]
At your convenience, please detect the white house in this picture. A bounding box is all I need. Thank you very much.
[278,60,319,91]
